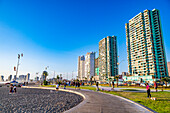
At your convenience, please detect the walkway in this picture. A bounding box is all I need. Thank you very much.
[94,85,170,92]
[64,89,153,113]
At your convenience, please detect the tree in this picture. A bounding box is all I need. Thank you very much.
[115,75,119,87]
[161,77,170,87]
[108,77,112,87]
[42,71,48,81]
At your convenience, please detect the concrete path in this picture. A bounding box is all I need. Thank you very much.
[64,89,153,113]
[95,85,170,92]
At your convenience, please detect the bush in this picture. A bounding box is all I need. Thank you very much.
[43,80,48,85]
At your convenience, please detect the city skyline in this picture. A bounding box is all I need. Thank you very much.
[0,0,170,80]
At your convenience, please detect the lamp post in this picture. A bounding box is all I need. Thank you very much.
[14,53,23,80]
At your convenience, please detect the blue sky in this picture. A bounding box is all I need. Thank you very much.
[0,0,170,80]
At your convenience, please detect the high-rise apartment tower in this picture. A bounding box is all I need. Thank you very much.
[99,36,118,80]
[125,9,168,81]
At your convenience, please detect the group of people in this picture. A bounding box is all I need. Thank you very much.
[146,81,158,98]
[9,84,17,94]
[74,81,81,89]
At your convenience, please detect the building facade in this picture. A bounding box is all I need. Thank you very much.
[85,52,95,80]
[19,75,26,81]
[125,9,168,82]
[26,73,30,81]
[77,55,85,80]
[99,36,118,81]
[0,75,4,82]
[8,75,12,81]
[167,62,170,77]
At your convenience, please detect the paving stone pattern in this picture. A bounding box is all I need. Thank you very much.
[0,87,83,113]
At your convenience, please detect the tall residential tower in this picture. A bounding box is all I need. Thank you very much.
[85,52,95,80]
[77,55,85,80]
[125,9,168,82]
[99,36,118,80]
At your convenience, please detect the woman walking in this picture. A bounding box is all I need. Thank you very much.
[9,84,13,94]
[96,82,99,91]
[146,83,151,98]
[14,85,17,93]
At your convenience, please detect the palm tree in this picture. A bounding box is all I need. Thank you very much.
[42,71,48,85]
[108,77,112,87]
[42,71,48,81]
[115,75,119,87]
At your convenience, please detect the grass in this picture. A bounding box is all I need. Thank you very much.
[102,91,170,113]
[120,89,139,91]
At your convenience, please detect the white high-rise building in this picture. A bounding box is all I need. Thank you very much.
[26,73,30,81]
[78,56,85,80]
[85,52,95,80]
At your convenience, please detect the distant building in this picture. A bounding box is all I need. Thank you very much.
[85,52,95,80]
[122,72,128,76]
[0,75,4,81]
[35,76,39,81]
[99,36,118,81]
[26,73,30,81]
[14,75,16,80]
[167,62,170,77]
[77,55,85,80]
[8,75,12,81]
[125,9,168,82]
[94,57,99,81]
[19,75,26,81]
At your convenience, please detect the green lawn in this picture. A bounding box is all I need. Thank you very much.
[120,89,139,91]
[100,84,170,90]
[102,91,170,113]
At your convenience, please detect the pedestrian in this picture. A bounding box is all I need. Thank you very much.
[14,85,17,93]
[59,82,61,86]
[75,82,78,89]
[56,84,59,91]
[112,80,114,90]
[96,82,99,91]
[64,81,67,89]
[9,84,13,94]
[154,81,158,92]
[146,83,151,98]
[78,82,80,90]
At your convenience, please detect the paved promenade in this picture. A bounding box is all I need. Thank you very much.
[65,89,153,113]
[94,85,170,92]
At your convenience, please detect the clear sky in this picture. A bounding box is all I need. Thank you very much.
[0,0,170,80]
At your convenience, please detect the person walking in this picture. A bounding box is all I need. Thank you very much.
[146,83,151,98]
[75,82,78,89]
[154,81,158,92]
[14,85,17,93]
[78,82,80,90]
[96,82,99,91]
[64,81,67,89]
[56,84,59,91]
[112,80,114,90]
[9,84,13,94]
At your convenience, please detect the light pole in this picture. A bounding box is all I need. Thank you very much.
[14,53,23,80]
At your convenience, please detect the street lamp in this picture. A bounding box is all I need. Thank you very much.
[14,53,23,80]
